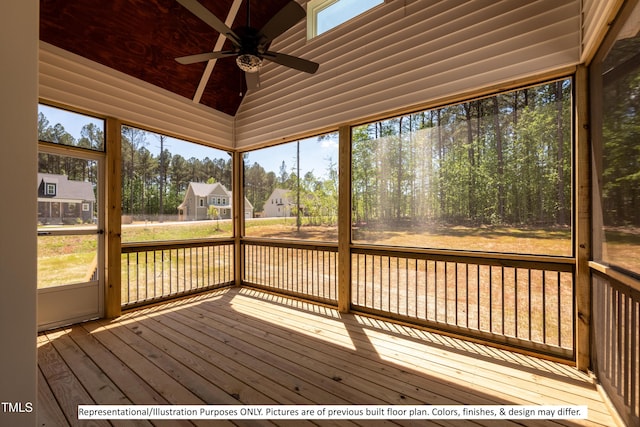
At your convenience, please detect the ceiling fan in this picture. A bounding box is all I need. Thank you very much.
[175,0,319,91]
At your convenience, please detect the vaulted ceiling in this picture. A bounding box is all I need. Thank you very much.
[40,0,593,151]
[40,0,293,116]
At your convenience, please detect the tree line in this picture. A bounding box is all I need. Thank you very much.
[119,126,232,218]
[38,118,234,219]
[38,79,574,228]
[601,37,640,228]
[38,113,102,185]
[38,117,336,221]
[352,79,572,228]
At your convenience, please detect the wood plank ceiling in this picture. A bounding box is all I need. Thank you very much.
[40,0,291,116]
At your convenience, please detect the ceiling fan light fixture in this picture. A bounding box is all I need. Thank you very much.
[236,54,262,73]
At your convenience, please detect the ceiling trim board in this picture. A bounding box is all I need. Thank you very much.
[193,0,244,103]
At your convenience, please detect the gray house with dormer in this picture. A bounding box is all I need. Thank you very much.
[37,173,95,225]
[178,181,253,221]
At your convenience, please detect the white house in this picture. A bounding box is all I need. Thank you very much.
[262,188,296,218]
[178,182,253,221]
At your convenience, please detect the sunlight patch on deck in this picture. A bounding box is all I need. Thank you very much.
[232,288,357,350]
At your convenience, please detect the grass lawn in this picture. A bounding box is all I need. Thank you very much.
[38,221,640,289]
[244,219,575,256]
[37,220,638,353]
[37,234,98,288]
[602,227,640,273]
[354,223,573,256]
[121,220,233,242]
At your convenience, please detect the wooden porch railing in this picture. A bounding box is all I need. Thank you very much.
[591,267,639,426]
[121,239,234,308]
[121,236,576,360]
[242,239,338,305]
[240,239,575,360]
[351,246,575,360]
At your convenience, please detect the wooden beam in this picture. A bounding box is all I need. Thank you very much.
[105,117,122,318]
[193,0,243,103]
[233,150,244,287]
[574,65,591,371]
[338,125,352,313]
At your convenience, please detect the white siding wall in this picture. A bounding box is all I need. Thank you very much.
[235,0,581,149]
[1,1,38,424]
[39,42,234,149]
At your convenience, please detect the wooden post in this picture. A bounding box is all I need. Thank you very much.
[105,117,122,318]
[574,65,591,371]
[338,125,352,312]
[233,150,244,287]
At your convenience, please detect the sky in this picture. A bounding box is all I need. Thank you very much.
[39,104,103,140]
[243,135,338,179]
[316,0,383,35]
[39,104,339,179]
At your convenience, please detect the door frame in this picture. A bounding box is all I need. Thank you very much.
[37,141,105,331]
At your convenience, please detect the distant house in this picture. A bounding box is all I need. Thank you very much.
[37,173,95,225]
[263,188,296,218]
[178,182,253,221]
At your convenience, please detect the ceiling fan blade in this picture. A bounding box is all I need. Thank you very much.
[259,0,306,43]
[264,51,319,74]
[176,51,237,64]
[176,0,241,46]
[245,71,260,91]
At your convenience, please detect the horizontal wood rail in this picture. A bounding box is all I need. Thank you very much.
[589,261,640,292]
[121,238,234,308]
[121,238,234,252]
[351,244,575,271]
[239,238,338,252]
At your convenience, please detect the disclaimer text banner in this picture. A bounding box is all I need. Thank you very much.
[78,405,588,420]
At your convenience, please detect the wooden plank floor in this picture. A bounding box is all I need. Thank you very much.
[37,287,616,427]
